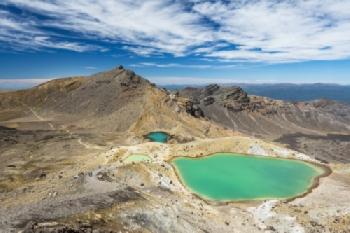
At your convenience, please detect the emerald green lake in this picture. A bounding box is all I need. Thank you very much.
[172,153,324,201]
[146,131,170,143]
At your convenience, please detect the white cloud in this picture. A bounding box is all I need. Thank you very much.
[131,62,246,69]
[32,36,97,52]
[122,46,162,57]
[148,76,283,85]
[0,79,52,89]
[85,66,97,70]
[193,0,350,62]
[1,0,210,55]
[131,62,212,69]
[148,76,234,85]
[1,0,350,62]
[0,79,52,84]
[0,9,96,52]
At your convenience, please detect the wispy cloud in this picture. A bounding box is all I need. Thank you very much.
[130,62,266,69]
[131,62,213,69]
[1,0,209,55]
[0,78,52,89]
[84,66,97,70]
[148,76,282,85]
[1,0,350,62]
[148,76,234,85]
[0,9,97,52]
[192,0,350,62]
[122,46,163,57]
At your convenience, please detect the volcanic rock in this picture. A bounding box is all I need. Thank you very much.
[185,100,204,118]
[178,83,350,163]
[204,84,220,96]
[203,96,215,106]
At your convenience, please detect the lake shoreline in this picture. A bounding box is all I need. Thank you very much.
[168,152,332,205]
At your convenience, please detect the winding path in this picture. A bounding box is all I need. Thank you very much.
[26,106,103,150]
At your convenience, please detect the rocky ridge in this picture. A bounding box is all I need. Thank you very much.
[178,84,350,162]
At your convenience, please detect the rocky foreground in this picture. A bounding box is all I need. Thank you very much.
[0,67,349,233]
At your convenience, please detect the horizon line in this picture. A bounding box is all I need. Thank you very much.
[1,78,350,90]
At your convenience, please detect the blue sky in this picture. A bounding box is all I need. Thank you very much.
[0,0,350,88]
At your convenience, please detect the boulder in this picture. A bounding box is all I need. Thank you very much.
[185,101,204,118]
[96,171,113,182]
[120,71,142,89]
[203,96,215,106]
[225,102,243,112]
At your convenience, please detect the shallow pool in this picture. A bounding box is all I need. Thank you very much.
[172,153,325,201]
[124,154,151,164]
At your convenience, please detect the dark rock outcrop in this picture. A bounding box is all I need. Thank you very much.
[204,84,220,96]
[225,87,248,101]
[203,96,215,106]
[120,71,143,89]
[185,100,204,118]
[23,221,94,233]
[223,87,251,112]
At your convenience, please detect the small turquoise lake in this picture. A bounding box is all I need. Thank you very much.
[172,153,325,202]
[146,131,170,143]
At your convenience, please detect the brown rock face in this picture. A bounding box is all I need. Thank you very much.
[180,84,273,114]
[223,87,250,112]
[178,83,350,163]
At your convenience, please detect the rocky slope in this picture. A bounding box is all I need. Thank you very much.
[178,84,350,162]
[0,67,229,139]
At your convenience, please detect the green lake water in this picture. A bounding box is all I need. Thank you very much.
[172,153,324,201]
[146,131,170,143]
[124,154,151,164]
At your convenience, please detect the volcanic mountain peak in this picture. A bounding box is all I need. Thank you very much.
[0,67,232,138]
[0,67,154,109]
[89,66,153,87]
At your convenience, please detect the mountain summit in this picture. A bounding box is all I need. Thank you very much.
[0,67,228,138]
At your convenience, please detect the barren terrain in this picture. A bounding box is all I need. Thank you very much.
[0,68,349,233]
